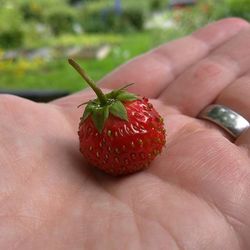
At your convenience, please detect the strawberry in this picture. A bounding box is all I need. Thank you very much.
[69,59,166,176]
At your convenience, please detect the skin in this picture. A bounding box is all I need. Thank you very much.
[0,18,250,249]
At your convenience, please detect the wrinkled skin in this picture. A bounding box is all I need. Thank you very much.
[1,18,250,250]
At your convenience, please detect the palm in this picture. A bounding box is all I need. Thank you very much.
[1,19,250,249]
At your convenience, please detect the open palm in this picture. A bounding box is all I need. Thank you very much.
[1,18,250,250]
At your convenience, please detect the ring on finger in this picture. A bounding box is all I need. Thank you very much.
[198,104,250,139]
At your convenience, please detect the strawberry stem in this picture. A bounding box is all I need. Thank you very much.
[68,58,107,106]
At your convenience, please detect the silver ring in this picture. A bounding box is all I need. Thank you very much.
[198,104,250,139]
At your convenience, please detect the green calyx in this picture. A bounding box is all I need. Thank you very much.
[68,58,138,133]
[82,88,138,132]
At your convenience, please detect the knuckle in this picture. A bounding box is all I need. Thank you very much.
[192,59,223,82]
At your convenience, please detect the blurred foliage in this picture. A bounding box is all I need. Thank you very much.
[4,0,250,49]
[0,58,44,77]
[0,0,72,48]
[122,9,145,31]
[22,22,51,49]
[150,0,167,11]
[215,0,250,20]
[48,34,123,47]
[78,3,145,33]
[0,0,160,48]
[21,2,44,21]
[45,7,77,35]
[0,32,155,91]
[0,0,249,91]
[174,0,250,34]
[0,5,24,48]
[0,30,24,49]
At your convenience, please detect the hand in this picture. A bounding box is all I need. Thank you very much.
[1,18,250,249]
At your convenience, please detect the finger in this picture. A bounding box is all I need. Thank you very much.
[236,128,250,151]
[214,72,250,148]
[99,18,249,98]
[159,24,250,116]
[216,72,250,121]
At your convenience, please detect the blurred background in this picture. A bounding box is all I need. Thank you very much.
[0,0,249,100]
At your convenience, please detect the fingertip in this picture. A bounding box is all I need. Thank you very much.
[192,18,249,47]
[197,18,249,33]
[219,17,249,27]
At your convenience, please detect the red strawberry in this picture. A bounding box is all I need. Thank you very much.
[69,59,166,176]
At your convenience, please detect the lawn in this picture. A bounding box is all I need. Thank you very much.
[0,29,184,93]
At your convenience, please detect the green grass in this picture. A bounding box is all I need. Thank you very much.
[0,28,184,93]
[80,0,152,11]
[0,31,154,92]
[24,33,124,49]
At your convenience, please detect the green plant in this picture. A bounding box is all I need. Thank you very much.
[22,22,52,49]
[46,7,77,35]
[214,0,250,21]
[20,2,43,21]
[0,5,24,48]
[79,4,145,33]
[78,7,105,32]
[0,30,24,49]
[48,33,123,47]
[122,8,145,31]
[174,0,250,35]
[150,0,165,11]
